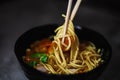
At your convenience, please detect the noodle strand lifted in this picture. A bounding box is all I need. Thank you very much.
[42,20,103,74]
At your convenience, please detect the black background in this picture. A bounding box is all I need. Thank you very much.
[0,0,120,80]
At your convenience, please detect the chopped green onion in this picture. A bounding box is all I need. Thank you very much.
[30,52,48,63]
[30,52,46,58]
[40,55,48,63]
[28,61,37,67]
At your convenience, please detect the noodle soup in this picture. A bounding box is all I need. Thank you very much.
[23,22,103,74]
[23,38,103,74]
[14,24,111,80]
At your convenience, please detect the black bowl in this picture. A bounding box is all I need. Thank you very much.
[14,24,112,80]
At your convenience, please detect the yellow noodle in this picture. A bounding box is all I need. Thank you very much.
[42,19,102,74]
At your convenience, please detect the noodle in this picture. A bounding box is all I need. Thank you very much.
[42,20,103,74]
[23,18,103,74]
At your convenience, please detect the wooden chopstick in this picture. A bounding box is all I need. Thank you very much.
[63,0,73,37]
[70,0,82,21]
[62,0,73,44]
[62,0,82,44]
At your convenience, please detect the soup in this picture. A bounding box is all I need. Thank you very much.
[23,21,103,74]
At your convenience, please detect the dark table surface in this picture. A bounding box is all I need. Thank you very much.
[0,0,120,80]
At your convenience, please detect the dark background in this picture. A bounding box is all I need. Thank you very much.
[0,0,120,80]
